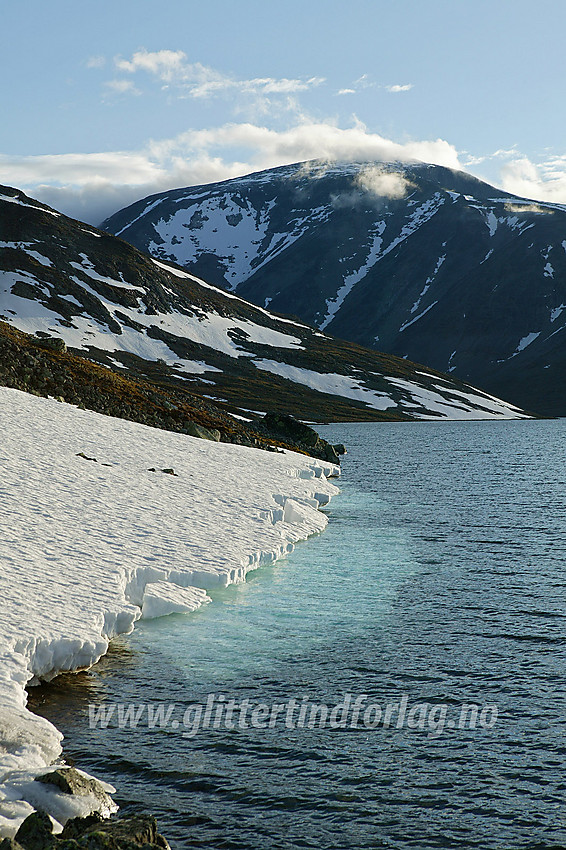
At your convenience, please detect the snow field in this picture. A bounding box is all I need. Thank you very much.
[0,388,338,836]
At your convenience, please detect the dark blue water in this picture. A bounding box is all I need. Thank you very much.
[30,420,566,849]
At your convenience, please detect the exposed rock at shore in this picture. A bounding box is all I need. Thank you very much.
[1,811,170,850]
[253,412,347,464]
[35,768,114,814]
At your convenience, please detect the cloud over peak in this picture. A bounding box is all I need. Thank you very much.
[0,120,462,224]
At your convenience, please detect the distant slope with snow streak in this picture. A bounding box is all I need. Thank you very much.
[0,387,338,837]
[0,186,530,422]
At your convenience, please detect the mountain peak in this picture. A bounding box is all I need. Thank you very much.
[101,160,566,416]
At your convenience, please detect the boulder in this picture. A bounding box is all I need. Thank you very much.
[323,444,340,464]
[34,336,67,354]
[13,810,53,850]
[182,421,221,441]
[260,412,320,447]
[35,767,113,813]
[61,813,170,849]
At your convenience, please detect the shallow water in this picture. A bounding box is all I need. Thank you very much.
[30,420,566,849]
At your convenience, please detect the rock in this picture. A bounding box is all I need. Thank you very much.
[182,421,221,441]
[35,768,114,813]
[60,813,103,840]
[14,811,53,850]
[260,412,319,447]
[61,813,169,849]
[35,336,67,354]
[323,444,340,464]
[333,443,347,455]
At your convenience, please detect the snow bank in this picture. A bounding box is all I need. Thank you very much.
[0,388,339,836]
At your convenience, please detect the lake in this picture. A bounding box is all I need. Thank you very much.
[30,419,566,849]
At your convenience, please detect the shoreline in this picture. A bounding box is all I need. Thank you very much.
[0,387,339,839]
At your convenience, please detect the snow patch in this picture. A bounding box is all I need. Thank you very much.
[253,360,395,411]
[514,331,541,354]
[486,211,498,237]
[399,301,439,332]
[319,223,386,330]
[386,377,527,420]
[0,195,60,218]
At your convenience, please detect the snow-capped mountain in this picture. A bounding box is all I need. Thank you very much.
[0,185,529,421]
[102,161,566,416]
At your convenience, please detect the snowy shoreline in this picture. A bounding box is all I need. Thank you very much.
[0,388,339,837]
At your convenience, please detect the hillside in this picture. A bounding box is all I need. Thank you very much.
[102,161,566,416]
[0,185,529,422]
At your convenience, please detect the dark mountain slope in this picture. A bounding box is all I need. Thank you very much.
[0,185,530,422]
[101,161,566,415]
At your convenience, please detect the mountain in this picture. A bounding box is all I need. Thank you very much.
[102,161,566,417]
[0,185,529,424]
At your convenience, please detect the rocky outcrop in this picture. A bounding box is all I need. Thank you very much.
[253,412,346,464]
[35,768,113,812]
[1,811,169,850]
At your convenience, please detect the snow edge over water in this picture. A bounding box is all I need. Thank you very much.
[0,388,339,837]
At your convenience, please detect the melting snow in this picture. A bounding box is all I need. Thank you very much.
[386,377,527,419]
[151,260,310,329]
[319,223,386,331]
[148,197,331,291]
[114,197,167,237]
[0,243,52,267]
[486,211,498,237]
[399,301,439,332]
[0,388,339,837]
[514,332,541,354]
[253,360,395,411]
[0,195,60,217]
[70,255,146,293]
[410,254,445,314]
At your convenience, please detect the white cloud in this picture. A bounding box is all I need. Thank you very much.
[386,84,413,93]
[111,49,324,103]
[356,165,413,199]
[160,120,462,172]
[104,79,141,95]
[499,155,566,204]
[0,120,463,224]
[115,49,188,82]
[86,55,106,69]
[354,74,375,88]
[337,88,356,95]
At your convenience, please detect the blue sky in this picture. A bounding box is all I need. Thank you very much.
[2,0,566,223]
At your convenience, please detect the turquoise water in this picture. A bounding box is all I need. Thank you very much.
[31,420,566,848]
